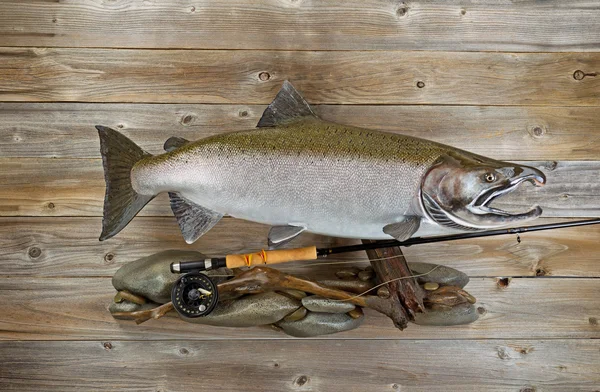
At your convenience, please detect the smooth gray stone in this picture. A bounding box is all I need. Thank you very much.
[112,250,206,303]
[277,311,364,337]
[408,262,470,288]
[412,303,479,326]
[181,292,300,327]
[302,295,356,314]
[109,301,158,317]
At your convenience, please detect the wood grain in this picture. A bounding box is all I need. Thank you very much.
[1,216,599,278]
[1,340,599,392]
[2,103,600,160]
[0,277,598,341]
[1,48,599,105]
[1,0,599,52]
[1,158,597,218]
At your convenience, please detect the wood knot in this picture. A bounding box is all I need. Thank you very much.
[104,253,115,264]
[179,348,189,355]
[181,114,195,125]
[28,247,41,259]
[52,17,57,23]
[396,4,408,17]
[47,202,55,210]
[496,277,510,288]
[117,124,124,129]
[477,306,487,315]
[294,375,308,386]
[529,126,545,138]
[589,317,598,325]
[239,110,249,117]
[392,383,400,390]
[103,342,112,350]
[416,81,425,88]
[259,72,271,81]
[520,387,536,392]
[573,70,586,80]
[190,6,195,12]
[535,267,547,276]
[541,161,558,171]
[460,9,466,15]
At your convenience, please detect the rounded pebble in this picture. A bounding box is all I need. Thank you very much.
[277,312,364,337]
[302,296,356,314]
[182,292,300,327]
[278,289,307,300]
[408,262,470,288]
[377,286,390,298]
[413,302,479,326]
[358,270,374,281]
[283,306,308,322]
[424,282,440,291]
[335,267,361,279]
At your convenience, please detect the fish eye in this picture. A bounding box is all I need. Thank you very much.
[484,173,496,182]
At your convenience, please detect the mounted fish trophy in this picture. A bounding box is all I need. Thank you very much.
[100,81,598,336]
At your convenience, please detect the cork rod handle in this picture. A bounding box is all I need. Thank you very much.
[225,246,318,269]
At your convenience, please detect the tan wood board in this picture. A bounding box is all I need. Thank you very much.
[1,48,599,105]
[0,276,598,342]
[1,340,598,392]
[1,0,599,52]
[1,158,597,218]
[1,103,600,161]
[1,217,599,278]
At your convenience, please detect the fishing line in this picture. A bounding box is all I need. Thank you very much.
[330,265,443,302]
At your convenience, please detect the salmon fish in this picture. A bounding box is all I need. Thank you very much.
[97,81,546,245]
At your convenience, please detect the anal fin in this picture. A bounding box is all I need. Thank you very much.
[268,225,307,248]
[169,192,223,244]
[383,216,421,242]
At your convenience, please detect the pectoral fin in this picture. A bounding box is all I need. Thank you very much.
[164,136,190,152]
[268,225,307,248]
[169,192,223,244]
[383,216,421,241]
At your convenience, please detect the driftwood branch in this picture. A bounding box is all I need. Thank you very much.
[363,240,425,329]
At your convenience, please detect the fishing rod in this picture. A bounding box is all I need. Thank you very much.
[171,217,600,274]
[169,217,600,318]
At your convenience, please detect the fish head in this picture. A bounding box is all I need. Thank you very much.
[421,151,546,230]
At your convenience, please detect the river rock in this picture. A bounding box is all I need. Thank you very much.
[181,292,300,327]
[109,301,158,317]
[277,312,364,337]
[317,279,375,294]
[408,262,470,288]
[283,306,308,322]
[112,250,206,303]
[302,295,356,313]
[412,302,479,326]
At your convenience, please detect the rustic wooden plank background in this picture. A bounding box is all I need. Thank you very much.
[0,1,599,391]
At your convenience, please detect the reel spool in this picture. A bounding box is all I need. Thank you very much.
[171,272,219,318]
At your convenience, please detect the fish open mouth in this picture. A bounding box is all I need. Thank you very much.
[470,172,546,219]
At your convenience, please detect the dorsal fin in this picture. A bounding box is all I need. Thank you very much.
[257,80,317,127]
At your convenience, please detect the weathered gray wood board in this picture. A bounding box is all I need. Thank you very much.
[1,0,599,52]
[0,277,599,341]
[1,49,599,105]
[1,103,600,160]
[1,158,597,217]
[1,1,599,389]
[1,340,598,392]
[2,217,600,278]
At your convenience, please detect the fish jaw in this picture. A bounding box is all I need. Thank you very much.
[421,153,547,231]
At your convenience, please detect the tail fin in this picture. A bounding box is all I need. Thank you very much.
[96,126,154,241]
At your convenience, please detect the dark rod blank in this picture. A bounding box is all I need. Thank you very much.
[317,218,600,257]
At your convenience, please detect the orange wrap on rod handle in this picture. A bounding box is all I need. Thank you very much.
[225,246,318,269]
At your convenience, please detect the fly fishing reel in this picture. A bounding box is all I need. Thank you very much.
[171,272,219,318]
